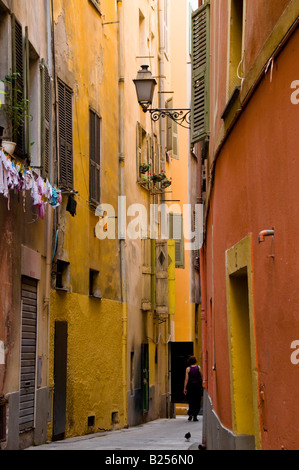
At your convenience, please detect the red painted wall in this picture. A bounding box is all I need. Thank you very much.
[205,27,299,449]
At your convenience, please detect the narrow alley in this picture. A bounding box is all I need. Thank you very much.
[26,415,202,451]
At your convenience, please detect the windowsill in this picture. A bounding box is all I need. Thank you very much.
[89,294,102,300]
[55,287,70,293]
[221,86,241,121]
[88,0,102,16]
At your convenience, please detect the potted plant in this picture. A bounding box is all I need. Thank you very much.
[150,170,167,183]
[0,73,30,155]
[161,177,172,189]
[140,163,151,174]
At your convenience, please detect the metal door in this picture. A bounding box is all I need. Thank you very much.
[169,342,194,403]
[52,322,68,441]
[20,277,38,432]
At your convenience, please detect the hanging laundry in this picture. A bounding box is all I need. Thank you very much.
[0,148,62,218]
[66,194,77,217]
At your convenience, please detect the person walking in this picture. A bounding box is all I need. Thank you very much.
[183,356,203,421]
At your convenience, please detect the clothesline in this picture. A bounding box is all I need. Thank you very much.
[0,148,62,219]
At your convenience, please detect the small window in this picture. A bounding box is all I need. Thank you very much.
[228,0,245,98]
[89,269,101,298]
[56,260,70,291]
[89,108,101,206]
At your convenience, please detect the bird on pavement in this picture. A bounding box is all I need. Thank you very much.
[185,432,191,441]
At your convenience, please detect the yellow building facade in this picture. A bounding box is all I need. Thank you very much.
[48,0,125,440]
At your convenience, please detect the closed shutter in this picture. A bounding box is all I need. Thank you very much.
[141,238,152,311]
[191,3,210,143]
[89,109,101,205]
[155,240,169,315]
[166,98,179,159]
[136,122,142,181]
[58,79,73,189]
[169,213,185,269]
[25,27,30,160]
[11,14,25,155]
[41,60,50,178]
[20,277,37,433]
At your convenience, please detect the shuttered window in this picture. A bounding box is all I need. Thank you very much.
[89,108,101,205]
[20,277,37,433]
[191,3,210,143]
[166,98,179,159]
[41,60,51,178]
[11,14,25,155]
[155,240,169,314]
[58,79,73,189]
[169,213,185,269]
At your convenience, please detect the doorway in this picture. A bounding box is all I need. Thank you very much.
[52,322,67,441]
[169,342,194,404]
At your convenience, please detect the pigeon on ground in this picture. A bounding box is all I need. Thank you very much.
[185,432,191,441]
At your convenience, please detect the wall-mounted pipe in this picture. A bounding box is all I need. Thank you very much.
[258,229,274,243]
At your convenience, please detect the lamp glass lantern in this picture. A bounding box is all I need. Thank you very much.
[133,65,157,110]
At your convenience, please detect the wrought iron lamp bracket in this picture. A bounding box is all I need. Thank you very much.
[142,106,191,129]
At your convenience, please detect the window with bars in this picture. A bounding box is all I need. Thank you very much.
[89,108,101,205]
[58,79,73,190]
[191,3,210,143]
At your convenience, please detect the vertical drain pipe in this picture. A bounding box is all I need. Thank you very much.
[117,0,128,428]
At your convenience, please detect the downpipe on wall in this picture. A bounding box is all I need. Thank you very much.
[117,0,128,428]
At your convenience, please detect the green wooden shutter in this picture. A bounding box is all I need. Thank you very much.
[41,60,50,178]
[58,79,73,189]
[191,3,210,143]
[169,213,185,269]
[12,14,25,155]
[25,27,30,160]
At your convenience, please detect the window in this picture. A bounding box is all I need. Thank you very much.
[169,213,185,269]
[89,108,101,205]
[228,0,245,98]
[58,79,73,189]
[166,98,179,159]
[89,269,101,298]
[191,3,210,143]
[56,260,70,291]
[136,122,151,183]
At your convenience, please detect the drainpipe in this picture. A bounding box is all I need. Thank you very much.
[44,0,54,390]
[258,229,274,244]
[199,246,208,389]
[117,0,128,428]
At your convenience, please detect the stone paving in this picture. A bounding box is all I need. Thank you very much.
[27,415,203,451]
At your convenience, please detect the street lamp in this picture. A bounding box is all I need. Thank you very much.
[133,65,191,129]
